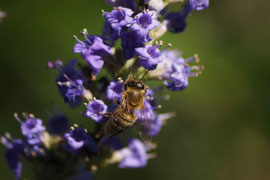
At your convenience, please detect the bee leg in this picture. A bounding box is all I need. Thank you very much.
[98,112,112,117]
[145,85,149,94]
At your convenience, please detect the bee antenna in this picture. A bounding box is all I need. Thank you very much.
[129,65,136,80]
[140,70,149,80]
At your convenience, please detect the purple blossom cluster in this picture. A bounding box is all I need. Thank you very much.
[1,113,47,179]
[1,0,208,179]
[102,6,160,60]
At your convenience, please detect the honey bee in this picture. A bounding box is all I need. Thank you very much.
[104,75,149,137]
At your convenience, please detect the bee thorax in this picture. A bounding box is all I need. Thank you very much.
[127,90,144,106]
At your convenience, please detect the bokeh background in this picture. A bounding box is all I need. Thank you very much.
[1,0,270,179]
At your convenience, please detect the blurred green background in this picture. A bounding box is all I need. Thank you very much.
[1,0,270,179]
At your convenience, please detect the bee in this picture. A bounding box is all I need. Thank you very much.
[104,75,149,137]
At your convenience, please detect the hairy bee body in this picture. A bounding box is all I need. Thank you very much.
[104,106,137,137]
[104,77,148,137]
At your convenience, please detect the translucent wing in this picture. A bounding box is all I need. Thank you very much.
[132,102,153,143]
[120,93,129,113]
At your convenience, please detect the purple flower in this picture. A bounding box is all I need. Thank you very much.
[148,113,162,136]
[163,2,194,33]
[135,100,162,136]
[118,139,148,168]
[107,102,119,113]
[164,55,202,91]
[15,113,46,146]
[145,88,157,106]
[189,0,209,11]
[104,0,136,10]
[149,50,180,79]
[73,29,112,76]
[1,137,24,180]
[136,101,155,122]
[163,0,209,34]
[151,50,202,91]
[130,10,159,43]
[103,7,133,38]
[135,44,162,70]
[58,79,85,102]
[121,31,144,60]
[145,88,154,97]
[148,112,176,136]
[102,21,120,43]
[48,114,70,135]
[135,43,171,70]
[56,60,85,107]
[164,12,187,33]
[106,81,124,101]
[84,99,108,123]
[63,127,97,154]
[5,150,22,180]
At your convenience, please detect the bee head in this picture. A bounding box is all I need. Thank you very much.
[124,79,146,91]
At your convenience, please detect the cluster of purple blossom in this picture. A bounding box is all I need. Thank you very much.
[1,0,208,179]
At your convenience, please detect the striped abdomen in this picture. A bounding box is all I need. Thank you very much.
[104,107,137,137]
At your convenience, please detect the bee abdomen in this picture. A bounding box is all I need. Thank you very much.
[104,110,136,137]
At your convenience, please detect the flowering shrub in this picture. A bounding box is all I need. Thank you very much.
[1,0,208,179]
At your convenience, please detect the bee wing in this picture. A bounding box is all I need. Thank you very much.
[120,94,129,112]
[132,105,152,143]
